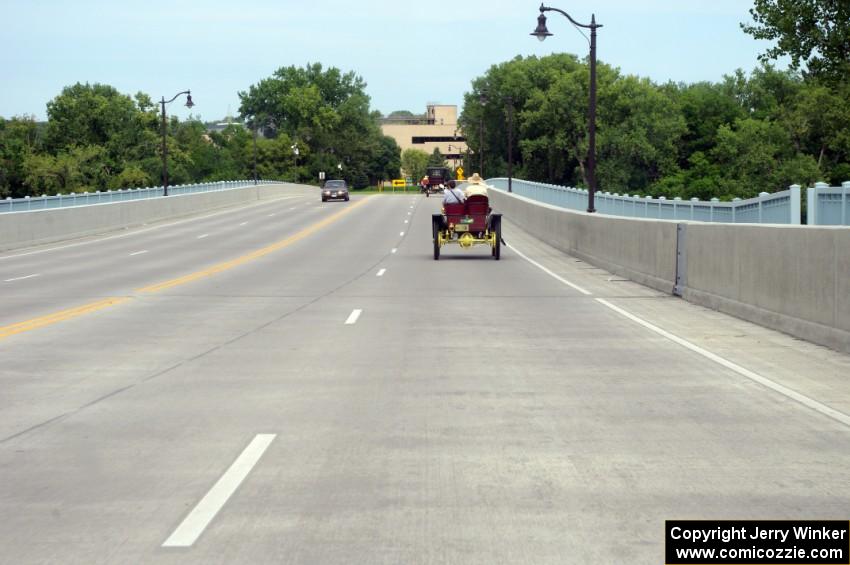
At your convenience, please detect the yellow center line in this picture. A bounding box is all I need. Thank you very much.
[137,196,372,293]
[0,196,372,340]
[0,297,131,340]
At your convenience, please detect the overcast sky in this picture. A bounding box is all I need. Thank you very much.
[1,0,781,122]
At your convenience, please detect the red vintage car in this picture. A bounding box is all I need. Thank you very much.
[432,191,502,260]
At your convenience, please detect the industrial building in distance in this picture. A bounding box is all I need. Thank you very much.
[380,104,468,169]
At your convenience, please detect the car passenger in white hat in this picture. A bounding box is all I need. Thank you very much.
[463,173,489,198]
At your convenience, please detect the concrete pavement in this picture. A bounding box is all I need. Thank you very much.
[1,189,849,564]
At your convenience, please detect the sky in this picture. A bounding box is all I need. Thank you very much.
[0,0,783,122]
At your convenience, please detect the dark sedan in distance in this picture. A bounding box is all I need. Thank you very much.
[321,180,349,202]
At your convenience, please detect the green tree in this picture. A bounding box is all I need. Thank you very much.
[426,147,447,168]
[742,0,850,83]
[23,145,107,194]
[239,63,399,186]
[710,117,812,197]
[0,115,40,197]
[401,148,429,182]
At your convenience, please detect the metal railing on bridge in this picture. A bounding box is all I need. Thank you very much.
[486,178,803,224]
[1,180,281,214]
[807,182,850,226]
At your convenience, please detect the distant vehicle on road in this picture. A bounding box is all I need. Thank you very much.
[322,180,349,202]
[425,167,450,194]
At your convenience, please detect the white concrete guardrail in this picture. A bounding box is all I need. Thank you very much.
[487,185,850,354]
[0,182,295,251]
[1,180,280,213]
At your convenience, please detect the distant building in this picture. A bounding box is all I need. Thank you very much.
[380,104,468,169]
[204,119,247,134]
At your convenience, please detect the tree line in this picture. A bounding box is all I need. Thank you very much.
[0,63,401,198]
[459,0,849,200]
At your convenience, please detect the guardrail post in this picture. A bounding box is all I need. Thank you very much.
[710,197,719,222]
[842,181,850,226]
[789,184,801,225]
[807,185,816,225]
[758,192,769,223]
[6,196,12,213]
[814,181,829,226]
[690,197,698,220]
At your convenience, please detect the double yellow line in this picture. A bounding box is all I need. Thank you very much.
[0,197,371,341]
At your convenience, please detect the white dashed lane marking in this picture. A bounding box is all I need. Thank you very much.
[4,274,40,282]
[162,434,276,548]
[345,309,362,325]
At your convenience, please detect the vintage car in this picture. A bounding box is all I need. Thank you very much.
[432,186,502,260]
[424,167,450,193]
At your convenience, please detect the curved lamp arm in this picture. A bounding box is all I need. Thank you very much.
[539,3,601,30]
[162,90,193,107]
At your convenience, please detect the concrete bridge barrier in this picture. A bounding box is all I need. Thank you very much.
[0,183,304,252]
[489,188,850,354]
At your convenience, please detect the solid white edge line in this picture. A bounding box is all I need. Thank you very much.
[595,298,850,428]
[0,196,302,261]
[345,309,362,325]
[129,250,148,256]
[162,433,276,548]
[509,236,850,428]
[4,273,40,282]
[507,242,593,296]
[376,268,386,277]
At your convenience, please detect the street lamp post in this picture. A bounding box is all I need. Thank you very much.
[505,96,514,193]
[253,127,258,185]
[159,90,194,196]
[291,143,300,184]
[447,144,459,173]
[251,118,274,185]
[478,92,487,177]
[531,3,601,213]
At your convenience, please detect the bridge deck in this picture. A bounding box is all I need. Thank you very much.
[1,192,848,563]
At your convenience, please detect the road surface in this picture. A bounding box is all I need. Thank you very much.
[1,186,849,564]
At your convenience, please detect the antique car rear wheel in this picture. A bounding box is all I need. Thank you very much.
[491,215,501,260]
[432,216,442,260]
